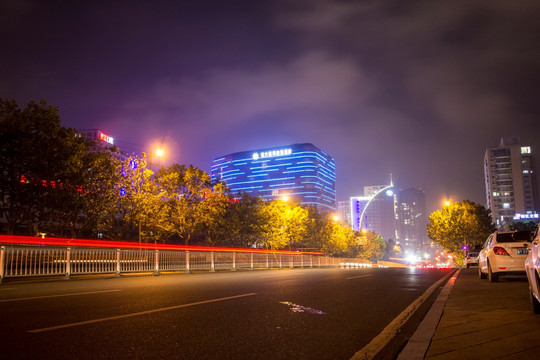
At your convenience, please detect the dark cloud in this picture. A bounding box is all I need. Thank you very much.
[1,0,539,212]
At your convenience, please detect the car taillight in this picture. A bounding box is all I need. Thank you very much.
[493,246,509,256]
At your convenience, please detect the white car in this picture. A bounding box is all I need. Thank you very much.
[466,251,479,268]
[478,230,533,282]
[525,225,540,313]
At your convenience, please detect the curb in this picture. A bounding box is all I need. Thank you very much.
[396,269,461,359]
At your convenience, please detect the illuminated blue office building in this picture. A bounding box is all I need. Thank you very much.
[211,143,336,211]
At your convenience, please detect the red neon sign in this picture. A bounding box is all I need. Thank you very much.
[98,131,114,145]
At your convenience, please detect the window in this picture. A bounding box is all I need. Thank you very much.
[521,147,531,154]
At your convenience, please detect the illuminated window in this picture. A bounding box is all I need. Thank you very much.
[503,203,510,209]
[521,147,531,154]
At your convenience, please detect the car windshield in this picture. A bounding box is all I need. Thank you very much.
[497,231,532,243]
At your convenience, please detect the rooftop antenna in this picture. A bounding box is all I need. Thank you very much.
[390,173,393,186]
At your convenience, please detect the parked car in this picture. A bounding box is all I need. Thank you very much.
[466,251,479,267]
[478,230,533,282]
[525,225,540,313]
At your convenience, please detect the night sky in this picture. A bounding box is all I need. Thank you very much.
[2,0,540,213]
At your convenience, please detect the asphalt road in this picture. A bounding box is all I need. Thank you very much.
[0,267,452,360]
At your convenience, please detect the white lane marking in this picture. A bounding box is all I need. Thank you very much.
[28,292,257,333]
[346,274,373,280]
[350,270,456,360]
[0,289,122,303]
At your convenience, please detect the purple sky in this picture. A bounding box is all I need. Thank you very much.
[2,0,540,213]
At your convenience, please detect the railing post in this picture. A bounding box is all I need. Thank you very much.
[289,255,293,269]
[115,249,121,277]
[279,254,282,269]
[210,251,215,272]
[0,246,5,283]
[310,255,313,268]
[231,252,236,271]
[64,247,71,279]
[266,253,269,269]
[185,251,191,274]
[301,254,304,268]
[153,250,160,276]
[250,253,254,270]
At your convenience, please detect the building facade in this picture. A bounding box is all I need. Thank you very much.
[350,185,396,242]
[336,200,351,227]
[211,143,336,210]
[484,137,538,228]
[396,187,428,251]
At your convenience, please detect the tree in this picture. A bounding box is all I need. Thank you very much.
[197,182,232,245]
[116,154,167,242]
[79,146,124,239]
[302,206,333,251]
[154,164,212,244]
[508,220,538,232]
[258,200,308,250]
[322,221,356,256]
[213,192,266,247]
[0,98,107,236]
[357,230,386,261]
[427,200,495,259]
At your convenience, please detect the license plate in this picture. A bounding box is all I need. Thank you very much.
[517,248,529,255]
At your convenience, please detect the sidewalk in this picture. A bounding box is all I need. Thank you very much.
[423,268,540,359]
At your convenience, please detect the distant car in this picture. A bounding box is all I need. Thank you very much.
[525,225,540,313]
[478,230,533,282]
[466,251,479,268]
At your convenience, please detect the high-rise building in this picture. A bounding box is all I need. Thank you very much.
[484,137,538,228]
[396,188,428,251]
[336,200,351,226]
[211,143,336,211]
[350,185,396,242]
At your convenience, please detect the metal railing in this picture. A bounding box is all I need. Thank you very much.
[0,237,372,281]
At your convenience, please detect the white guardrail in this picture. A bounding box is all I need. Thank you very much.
[0,244,372,282]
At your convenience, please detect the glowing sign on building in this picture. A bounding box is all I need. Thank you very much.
[513,213,539,220]
[252,148,292,160]
[99,131,114,145]
[212,144,336,211]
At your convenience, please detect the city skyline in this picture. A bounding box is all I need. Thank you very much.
[2,0,540,214]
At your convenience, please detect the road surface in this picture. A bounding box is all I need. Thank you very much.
[0,267,452,359]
